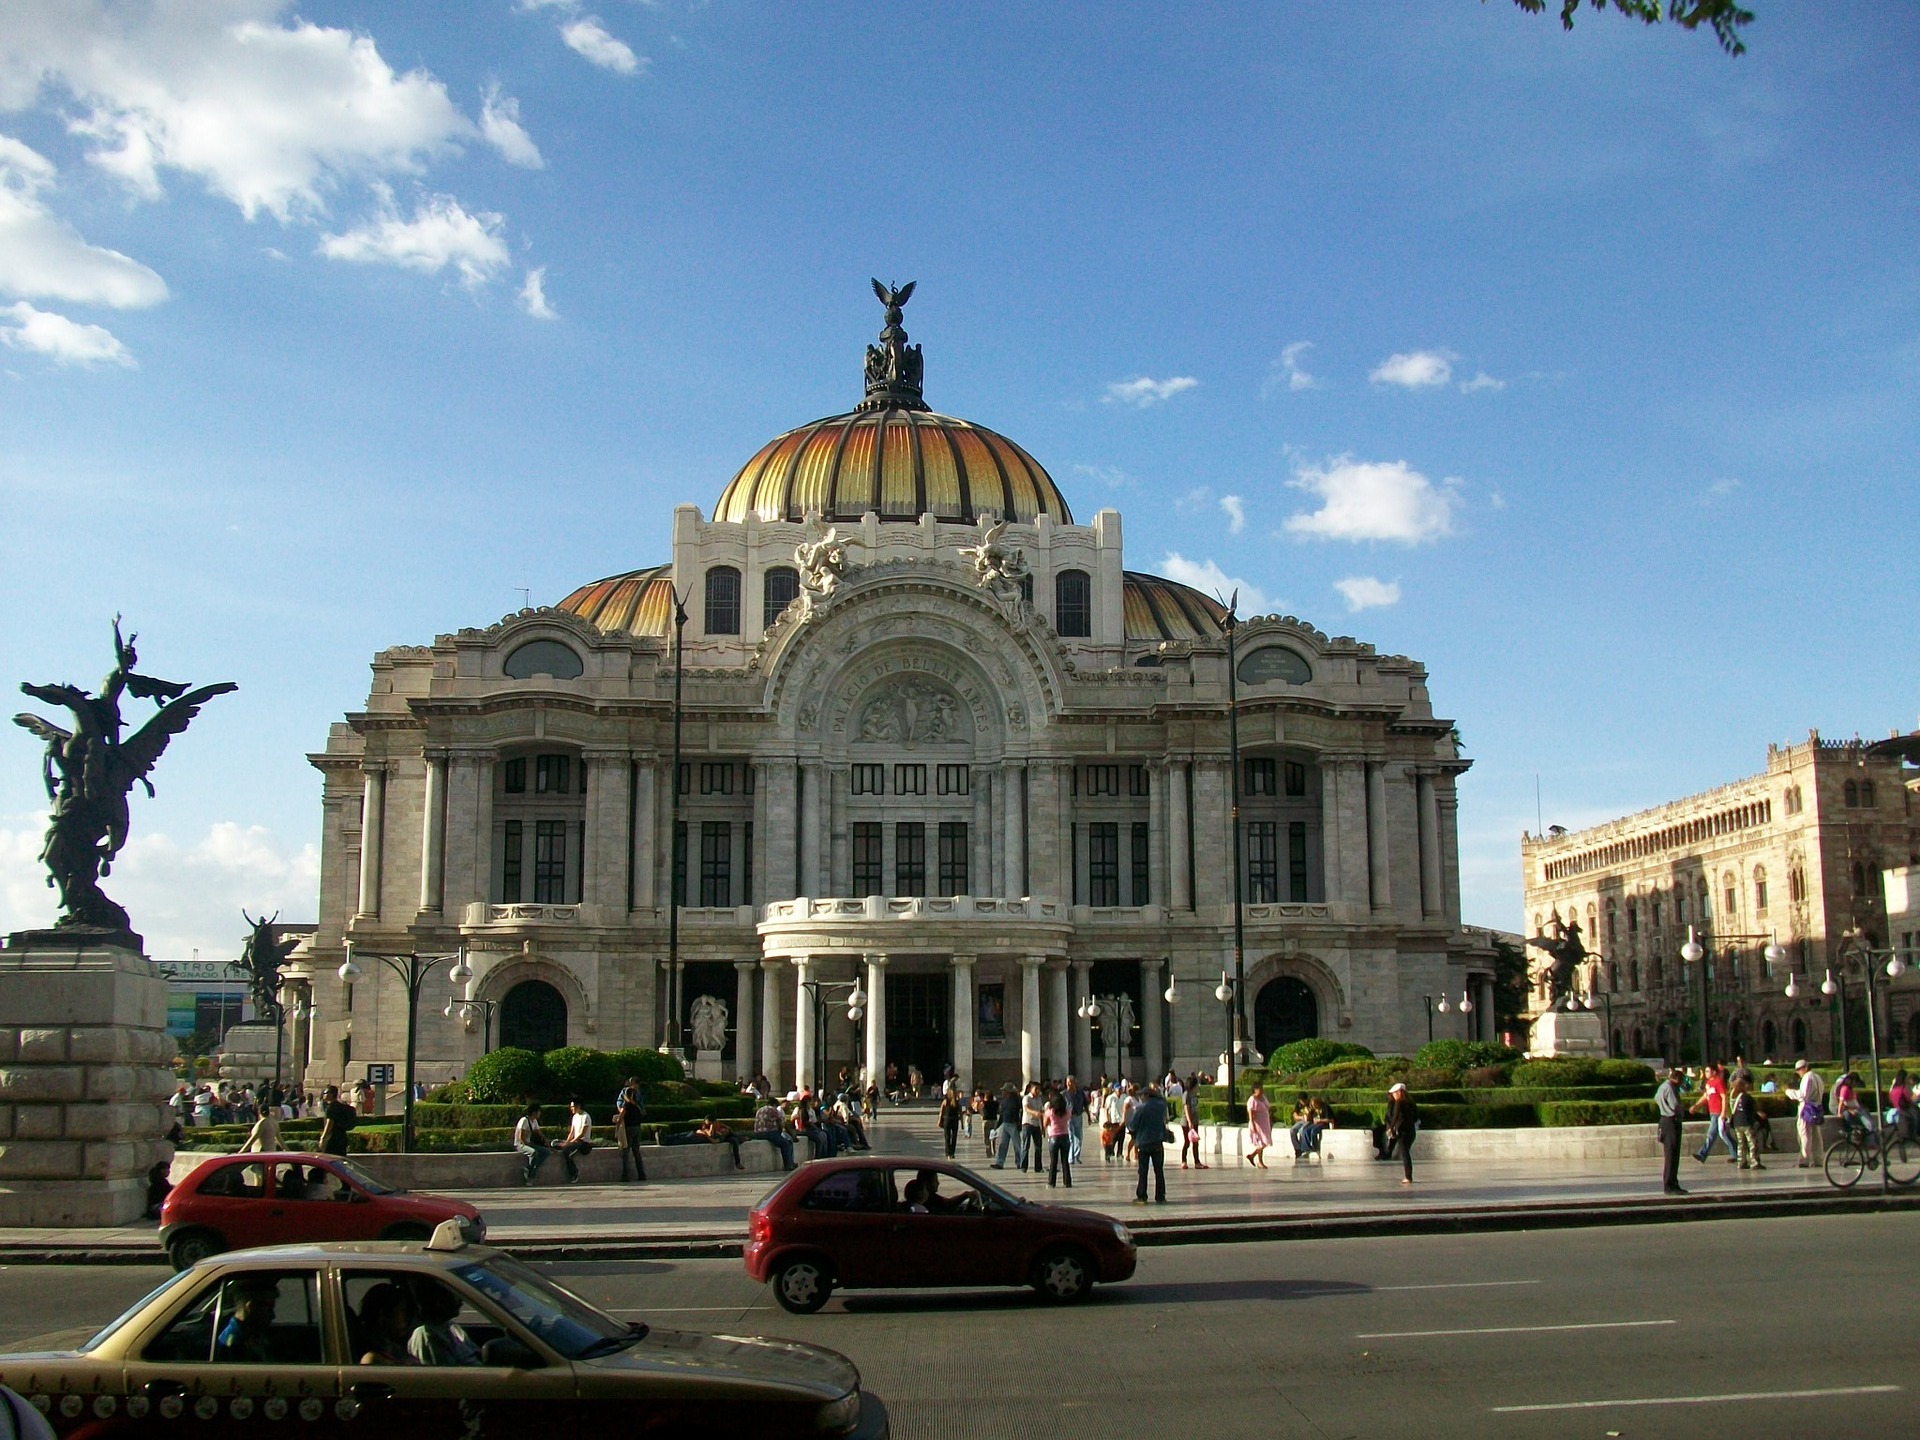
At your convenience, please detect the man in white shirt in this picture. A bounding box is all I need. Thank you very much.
[1789,1060,1826,1169]
[512,1103,550,1185]
[558,1098,594,1185]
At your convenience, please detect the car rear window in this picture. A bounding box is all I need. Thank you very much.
[800,1168,890,1212]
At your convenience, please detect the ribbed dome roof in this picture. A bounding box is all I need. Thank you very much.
[557,564,672,637]
[1123,571,1227,641]
[713,406,1072,527]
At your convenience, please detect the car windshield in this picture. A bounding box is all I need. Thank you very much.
[78,1269,200,1352]
[451,1256,634,1360]
[326,1159,393,1196]
[945,1166,1023,1209]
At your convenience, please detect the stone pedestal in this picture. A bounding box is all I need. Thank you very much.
[1527,1007,1606,1059]
[0,935,176,1226]
[217,1021,283,1087]
[693,1048,724,1083]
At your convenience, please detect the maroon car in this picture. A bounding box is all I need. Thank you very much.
[158,1153,484,1270]
[744,1156,1136,1312]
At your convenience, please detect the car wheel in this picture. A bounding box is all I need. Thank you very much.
[771,1257,833,1314]
[1032,1246,1093,1304]
[167,1230,223,1272]
[381,1222,433,1243]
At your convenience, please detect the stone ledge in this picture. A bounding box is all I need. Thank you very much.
[0,1178,147,1228]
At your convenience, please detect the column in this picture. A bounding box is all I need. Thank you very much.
[951,956,975,1091]
[1318,759,1342,905]
[419,752,448,914]
[733,961,758,1082]
[1070,960,1094,1077]
[971,778,992,896]
[1366,761,1392,911]
[750,763,769,910]
[1169,761,1191,911]
[1336,761,1371,910]
[631,761,657,909]
[357,766,386,918]
[765,762,797,901]
[829,767,850,896]
[863,953,888,1088]
[1020,957,1044,1084]
[1148,763,1168,907]
[800,764,823,896]
[792,957,814,1090]
[1141,960,1166,1080]
[1048,963,1070,1079]
[1418,772,1443,917]
[760,959,783,1083]
[1003,762,1026,896]
[1191,761,1229,910]
[583,748,629,910]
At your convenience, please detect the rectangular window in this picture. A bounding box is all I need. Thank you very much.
[1247,820,1278,903]
[1629,905,1639,933]
[502,757,527,794]
[1289,821,1309,902]
[1284,761,1307,798]
[672,821,687,906]
[1131,820,1150,906]
[937,764,971,796]
[1755,879,1767,913]
[893,763,927,796]
[534,819,567,903]
[501,820,523,901]
[852,764,885,796]
[743,821,754,906]
[895,823,926,897]
[699,821,732,907]
[1088,821,1120,907]
[535,754,571,795]
[677,762,690,799]
[1086,765,1120,797]
[938,822,969,894]
[853,823,883,895]
[1129,764,1150,797]
[1245,759,1276,796]
[699,762,733,795]
[743,765,756,795]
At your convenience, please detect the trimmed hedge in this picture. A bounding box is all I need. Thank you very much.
[1541,1099,1658,1127]
[1266,1039,1375,1074]
[461,1045,687,1105]
[1417,1103,1539,1129]
[1414,1040,1522,1071]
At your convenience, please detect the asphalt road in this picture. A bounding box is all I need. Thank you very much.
[2,1212,1911,1439]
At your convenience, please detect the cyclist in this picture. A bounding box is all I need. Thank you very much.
[1832,1071,1865,1138]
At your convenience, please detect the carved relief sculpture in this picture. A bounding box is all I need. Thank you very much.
[957,514,1031,602]
[689,993,730,1052]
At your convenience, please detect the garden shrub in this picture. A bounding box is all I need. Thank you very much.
[462,1048,552,1103]
[1418,1103,1538,1129]
[605,1047,686,1083]
[1404,1066,1462,1091]
[1539,1099,1659,1126]
[543,1046,623,1101]
[1595,1059,1657,1086]
[1301,1060,1399,1090]
[1511,1057,1604,1088]
[1414,1040,1522,1071]
[1464,1065,1512,1088]
[1267,1039,1374,1075]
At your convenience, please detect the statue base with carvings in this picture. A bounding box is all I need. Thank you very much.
[0,931,176,1226]
[1527,1006,1607,1060]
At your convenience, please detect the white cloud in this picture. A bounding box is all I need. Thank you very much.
[0,134,167,307]
[1334,576,1401,612]
[1220,494,1245,534]
[0,814,319,960]
[518,265,555,319]
[1159,552,1270,615]
[318,188,507,286]
[1283,455,1460,545]
[1072,462,1133,487]
[1175,485,1211,514]
[0,299,133,365]
[1103,375,1198,407]
[1707,477,1741,499]
[1265,339,1317,395]
[1459,370,1505,393]
[1369,349,1455,389]
[1488,490,1507,511]
[561,17,644,74]
[480,85,544,169]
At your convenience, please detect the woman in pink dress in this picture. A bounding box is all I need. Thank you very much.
[1246,1083,1272,1168]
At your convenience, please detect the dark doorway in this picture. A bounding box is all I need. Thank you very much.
[885,972,949,1088]
[1254,976,1317,1058]
[500,980,567,1054]
[680,961,737,1060]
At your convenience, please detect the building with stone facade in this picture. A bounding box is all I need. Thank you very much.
[288,292,1493,1096]
[1521,733,1920,1063]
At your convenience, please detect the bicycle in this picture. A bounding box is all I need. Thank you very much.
[1822,1112,1920,1189]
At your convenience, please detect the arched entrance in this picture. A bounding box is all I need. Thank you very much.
[1254,976,1318,1058]
[500,980,567,1054]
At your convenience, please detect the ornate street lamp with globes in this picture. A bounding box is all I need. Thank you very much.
[337,940,470,1153]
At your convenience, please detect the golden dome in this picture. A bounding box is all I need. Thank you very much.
[557,564,672,637]
[713,406,1073,527]
[1123,572,1227,642]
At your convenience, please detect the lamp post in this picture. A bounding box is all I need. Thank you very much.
[290,991,316,1081]
[1459,990,1475,1041]
[1680,925,1709,1068]
[1797,929,1902,1193]
[338,940,467,1152]
[1214,971,1243,1124]
[1420,994,1452,1044]
[444,995,498,1054]
[663,585,688,1054]
[1222,592,1251,1084]
[797,978,866,1093]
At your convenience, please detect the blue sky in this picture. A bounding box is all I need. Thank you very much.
[2,2,1915,958]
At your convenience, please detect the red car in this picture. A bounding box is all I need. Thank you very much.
[158,1152,484,1270]
[745,1156,1137,1313]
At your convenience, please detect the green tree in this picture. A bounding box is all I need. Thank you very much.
[176,1030,215,1078]
[1492,938,1529,1039]
[1499,0,1754,55]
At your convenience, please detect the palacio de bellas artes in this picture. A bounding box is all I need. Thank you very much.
[294,286,1494,1098]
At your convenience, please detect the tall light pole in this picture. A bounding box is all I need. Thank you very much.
[1681,925,1710,1067]
[444,994,498,1055]
[338,941,466,1152]
[798,978,867,1093]
[1222,591,1248,1125]
[664,585,688,1054]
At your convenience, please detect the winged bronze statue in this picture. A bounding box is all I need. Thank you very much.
[14,619,236,938]
[871,277,915,319]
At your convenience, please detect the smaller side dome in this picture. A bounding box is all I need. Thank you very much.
[558,564,673,637]
[1123,571,1227,642]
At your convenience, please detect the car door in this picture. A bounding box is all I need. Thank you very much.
[787,1168,896,1286]
[118,1263,345,1437]
[186,1160,273,1250]
[269,1161,365,1242]
[884,1168,1024,1286]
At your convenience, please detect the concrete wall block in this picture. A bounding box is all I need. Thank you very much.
[135,1068,178,1104]
[64,1102,156,1140]
[0,1029,16,1063]
[0,1138,84,1179]
[84,1065,139,1101]
[11,1104,64,1139]
[0,1177,147,1228]
[65,1028,134,1064]
[132,1031,177,1066]
[0,1107,9,1139]
[77,1141,140,1179]
[16,1028,67,1062]
[0,1065,85,1102]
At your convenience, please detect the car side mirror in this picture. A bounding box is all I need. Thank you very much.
[480,1338,543,1370]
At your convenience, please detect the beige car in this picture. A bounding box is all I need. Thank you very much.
[0,1228,886,1439]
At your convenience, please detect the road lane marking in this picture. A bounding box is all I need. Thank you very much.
[1493,1384,1901,1413]
[1373,1280,1540,1292]
[610,1305,763,1314]
[1358,1319,1674,1339]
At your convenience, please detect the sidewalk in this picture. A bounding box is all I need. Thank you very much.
[3,1108,1911,1264]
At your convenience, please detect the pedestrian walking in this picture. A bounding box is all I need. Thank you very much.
[614,1076,648,1182]
[1100,1082,1128,1163]
[239,1103,281,1154]
[513,1103,551,1184]
[1065,1075,1087,1164]
[1385,1082,1418,1184]
[1127,1083,1169,1204]
[1655,1065,1687,1195]
[1788,1060,1826,1169]
[1046,1089,1073,1188]
[1692,1064,1735,1164]
[937,1086,962,1158]
[318,1085,355,1157]
[991,1083,1022,1169]
[558,1097,594,1184]
[1728,1076,1764,1169]
[1180,1076,1206,1169]
[1020,1082,1046,1172]
[1246,1082,1272,1168]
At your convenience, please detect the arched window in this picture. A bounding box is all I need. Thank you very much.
[1762,1019,1777,1056]
[1724,875,1738,916]
[1753,865,1768,914]
[1629,959,1640,992]
[1631,1027,1645,1056]
[1844,780,1859,807]
[762,566,799,628]
[1608,962,1619,993]
[503,639,584,680]
[1861,779,1876,807]
[1610,1029,1622,1058]
[1054,569,1092,637]
[1791,1018,1808,1054]
[1650,957,1663,987]
[1628,902,1639,934]
[1676,890,1688,925]
[1852,862,1867,898]
[1606,901,1618,943]
[704,566,741,635]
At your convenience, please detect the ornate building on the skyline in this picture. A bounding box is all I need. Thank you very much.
[290,290,1492,1093]
[1521,733,1919,1062]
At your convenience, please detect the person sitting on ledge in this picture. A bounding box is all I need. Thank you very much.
[662,1117,745,1168]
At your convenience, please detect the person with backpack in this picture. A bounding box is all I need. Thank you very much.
[614,1076,648,1182]
[1788,1060,1826,1169]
